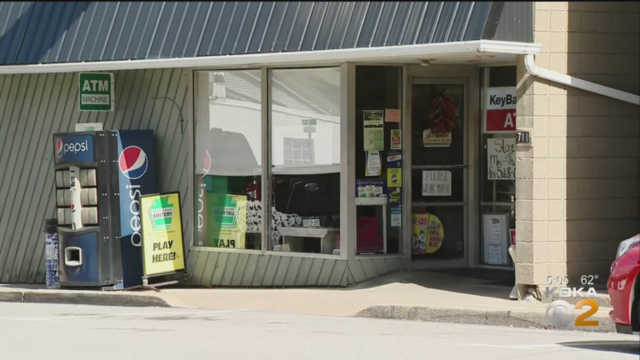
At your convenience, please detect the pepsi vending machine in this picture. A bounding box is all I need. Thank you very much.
[53,130,156,289]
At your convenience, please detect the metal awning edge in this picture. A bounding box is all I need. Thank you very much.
[0,40,541,74]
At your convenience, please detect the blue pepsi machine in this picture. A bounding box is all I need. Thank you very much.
[52,130,157,289]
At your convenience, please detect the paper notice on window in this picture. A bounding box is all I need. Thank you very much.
[390,129,401,150]
[391,207,402,227]
[365,151,381,176]
[482,214,509,265]
[363,110,384,151]
[487,138,516,180]
[422,171,452,196]
[385,109,401,123]
[387,168,402,187]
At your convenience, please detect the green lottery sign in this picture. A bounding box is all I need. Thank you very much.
[212,195,241,229]
[149,197,175,231]
[79,73,114,111]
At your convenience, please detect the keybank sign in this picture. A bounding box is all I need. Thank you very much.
[79,73,114,112]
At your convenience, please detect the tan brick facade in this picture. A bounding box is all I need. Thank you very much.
[516,2,640,291]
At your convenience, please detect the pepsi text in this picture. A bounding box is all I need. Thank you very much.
[127,184,143,247]
[58,140,89,157]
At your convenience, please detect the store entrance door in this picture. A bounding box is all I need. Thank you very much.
[409,79,468,268]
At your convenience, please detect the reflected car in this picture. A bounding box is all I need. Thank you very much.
[607,234,640,334]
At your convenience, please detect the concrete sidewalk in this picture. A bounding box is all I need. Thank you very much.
[0,271,616,333]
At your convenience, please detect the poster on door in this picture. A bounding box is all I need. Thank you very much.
[412,213,444,255]
[484,87,516,133]
[422,171,452,196]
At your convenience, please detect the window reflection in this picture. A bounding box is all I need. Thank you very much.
[195,70,262,250]
[269,68,342,254]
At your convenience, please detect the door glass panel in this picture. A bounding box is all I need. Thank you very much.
[411,168,464,203]
[411,84,464,166]
[411,82,466,260]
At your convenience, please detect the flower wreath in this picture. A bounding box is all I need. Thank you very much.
[427,89,461,136]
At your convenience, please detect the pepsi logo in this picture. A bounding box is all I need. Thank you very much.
[203,150,211,175]
[119,146,148,180]
[71,204,76,212]
[56,139,63,158]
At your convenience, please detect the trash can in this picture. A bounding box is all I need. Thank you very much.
[44,219,60,289]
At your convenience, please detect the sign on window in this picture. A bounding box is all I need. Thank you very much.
[422,171,452,196]
[484,87,516,133]
[487,138,516,180]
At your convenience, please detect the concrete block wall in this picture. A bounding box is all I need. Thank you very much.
[516,2,640,289]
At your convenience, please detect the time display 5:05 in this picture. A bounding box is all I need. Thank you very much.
[546,275,569,285]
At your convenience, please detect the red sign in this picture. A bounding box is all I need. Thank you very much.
[485,87,517,133]
[509,229,516,246]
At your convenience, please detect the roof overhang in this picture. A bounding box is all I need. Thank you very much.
[0,40,541,74]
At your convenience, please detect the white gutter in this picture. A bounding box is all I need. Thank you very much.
[525,54,640,106]
[0,40,541,74]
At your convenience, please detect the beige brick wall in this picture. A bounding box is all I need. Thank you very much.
[516,2,640,290]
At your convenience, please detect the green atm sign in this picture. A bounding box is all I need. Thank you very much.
[79,73,114,111]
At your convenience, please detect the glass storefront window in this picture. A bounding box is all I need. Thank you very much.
[269,68,341,254]
[195,70,263,250]
[479,66,517,267]
[355,66,403,255]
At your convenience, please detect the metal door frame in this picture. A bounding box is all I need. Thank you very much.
[405,77,470,269]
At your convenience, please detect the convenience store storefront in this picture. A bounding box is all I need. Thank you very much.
[0,2,539,286]
[187,55,536,287]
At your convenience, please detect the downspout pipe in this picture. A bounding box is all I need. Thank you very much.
[524,54,640,106]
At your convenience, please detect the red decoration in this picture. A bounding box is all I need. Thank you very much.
[427,89,461,136]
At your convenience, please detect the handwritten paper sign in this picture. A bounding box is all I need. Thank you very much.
[422,171,452,196]
[487,138,516,180]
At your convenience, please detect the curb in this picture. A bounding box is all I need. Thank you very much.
[355,305,615,333]
[0,290,171,308]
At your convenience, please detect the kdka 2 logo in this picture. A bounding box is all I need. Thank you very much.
[545,283,599,328]
[149,197,174,231]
